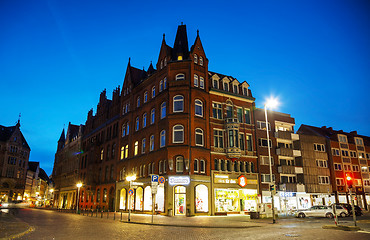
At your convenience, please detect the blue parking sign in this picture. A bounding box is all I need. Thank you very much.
[151,174,159,183]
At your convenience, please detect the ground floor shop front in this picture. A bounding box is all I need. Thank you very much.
[115,172,259,216]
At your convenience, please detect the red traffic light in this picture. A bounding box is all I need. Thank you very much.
[346,175,352,181]
[345,173,353,188]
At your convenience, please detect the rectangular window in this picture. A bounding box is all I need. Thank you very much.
[213,129,224,148]
[341,150,349,157]
[332,148,340,156]
[260,156,274,165]
[316,159,328,168]
[352,165,359,172]
[343,164,351,171]
[281,175,296,183]
[237,108,243,123]
[314,143,326,152]
[334,163,342,171]
[200,160,205,173]
[261,174,275,183]
[338,135,347,143]
[280,158,295,166]
[226,105,233,118]
[336,178,344,186]
[246,134,253,151]
[257,121,271,131]
[355,138,363,145]
[244,109,251,124]
[259,138,272,148]
[239,133,245,150]
[212,103,223,119]
[318,176,330,184]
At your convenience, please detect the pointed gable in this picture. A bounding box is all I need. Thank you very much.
[190,30,207,65]
[172,24,189,61]
[157,34,172,70]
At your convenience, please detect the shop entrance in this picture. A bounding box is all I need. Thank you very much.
[174,186,186,215]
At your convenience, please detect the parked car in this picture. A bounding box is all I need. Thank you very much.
[337,203,362,216]
[295,205,348,218]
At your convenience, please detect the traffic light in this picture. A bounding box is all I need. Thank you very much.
[345,174,353,188]
[269,184,275,191]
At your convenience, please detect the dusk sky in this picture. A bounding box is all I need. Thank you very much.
[1,0,369,176]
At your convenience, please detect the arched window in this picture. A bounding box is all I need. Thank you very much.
[142,113,147,128]
[100,149,104,161]
[194,74,199,87]
[103,189,107,203]
[120,146,124,160]
[122,124,126,137]
[213,79,219,89]
[137,97,140,108]
[160,130,166,148]
[152,86,156,98]
[135,187,143,211]
[223,81,229,91]
[119,189,126,210]
[173,95,184,112]
[176,73,185,81]
[176,156,184,173]
[194,159,199,173]
[159,80,163,92]
[199,56,203,66]
[199,77,204,89]
[134,141,138,156]
[150,135,154,151]
[214,159,219,171]
[195,185,208,212]
[164,78,167,89]
[161,102,166,119]
[150,108,155,124]
[194,54,198,64]
[159,160,163,174]
[160,60,163,69]
[144,91,148,103]
[195,128,204,146]
[127,123,130,135]
[135,117,139,131]
[164,58,167,66]
[195,99,203,117]
[173,125,184,143]
[142,138,146,153]
[125,144,129,158]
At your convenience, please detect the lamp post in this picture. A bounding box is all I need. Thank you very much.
[126,175,136,222]
[264,97,278,224]
[76,182,82,214]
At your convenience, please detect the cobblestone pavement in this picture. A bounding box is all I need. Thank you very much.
[2,208,370,240]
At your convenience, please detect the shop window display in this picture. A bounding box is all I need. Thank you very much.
[195,185,208,212]
[119,188,126,210]
[174,186,186,215]
[135,187,143,211]
[144,186,152,211]
[215,189,257,213]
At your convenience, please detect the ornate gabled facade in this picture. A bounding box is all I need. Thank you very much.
[52,122,84,209]
[0,120,30,202]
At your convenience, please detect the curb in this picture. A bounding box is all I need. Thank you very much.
[120,220,262,229]
[322,225,361,231]
[1,225,34,240]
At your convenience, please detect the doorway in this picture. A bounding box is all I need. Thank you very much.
[174,186,186,215]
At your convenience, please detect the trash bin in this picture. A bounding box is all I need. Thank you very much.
[250,212,259,219]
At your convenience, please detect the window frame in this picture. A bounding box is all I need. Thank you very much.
[173,125,184,143]
[173,95,184,113]
[195,128,204,146]
[195,99,203,117]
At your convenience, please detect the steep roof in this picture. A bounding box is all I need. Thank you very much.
[0,123,30,150]
[172,24,189,61]
[58,129,65,143]
[28,161,39,172]
[38,168,50,182]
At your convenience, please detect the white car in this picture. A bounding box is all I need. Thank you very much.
[295,205,348,218]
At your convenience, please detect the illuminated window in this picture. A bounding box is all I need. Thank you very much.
[177,55,183,61]
[199,56,203,66]
[134,141,138,156]
[195,185,208,212]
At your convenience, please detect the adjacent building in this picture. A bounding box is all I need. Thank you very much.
[0,121,30,202]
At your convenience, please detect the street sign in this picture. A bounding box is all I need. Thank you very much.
[151,174,159,183]
[128,189,134,196]
[158,176,165,184]
[151,184,158,194]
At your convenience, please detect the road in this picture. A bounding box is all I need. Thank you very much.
[8,209,370,240]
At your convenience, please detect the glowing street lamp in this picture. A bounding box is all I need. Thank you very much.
[126,175,136,222]
[264,97,279,224]
[76,182,83,214]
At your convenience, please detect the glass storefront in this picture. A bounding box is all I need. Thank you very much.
[174,186,186,215]
[195,184,208,212]
[156,185,164,212]
[135,187,143,210]
[144,186,152,211]
[215,188,257,213]
[119,189,126,210]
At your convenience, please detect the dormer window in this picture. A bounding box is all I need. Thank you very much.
[194,54,198,64]
[223,82,229,91]
[233,85,239,94]
[176,73,185,81]
[338,135,347,143]
[213,79,219,89]
[160,60,163,69]
[164,58,167,66]
[199,56,203,66]
[177,55,183,61]
[243,87,248,96]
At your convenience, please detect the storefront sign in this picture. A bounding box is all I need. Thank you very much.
[169,176,190,185]
[279,192,296,197]
[214,174,237,184]
[238,175,248,187]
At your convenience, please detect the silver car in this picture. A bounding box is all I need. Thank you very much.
[295,205,347,218]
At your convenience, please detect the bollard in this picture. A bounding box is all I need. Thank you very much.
[96,209,98,218]
[107,211,109,219]
[113,211,115,220]
[101,211,103,218]
[121,211,122,221]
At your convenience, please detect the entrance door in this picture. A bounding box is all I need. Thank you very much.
[174,186,186,215]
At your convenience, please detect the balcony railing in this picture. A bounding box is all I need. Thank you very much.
[274,131,292,140]
[278,166,303,174]
[279,183,305,192]
[276,147,293,157]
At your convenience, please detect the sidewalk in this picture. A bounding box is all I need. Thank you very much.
[0,209,33,240]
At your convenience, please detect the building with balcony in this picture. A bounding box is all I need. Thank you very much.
[297,125,370,210]
[0,120,30,202]
[254,109,306,212]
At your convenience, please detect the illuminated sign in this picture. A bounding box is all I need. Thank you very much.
[238,175,248,187]
[214,174,237,184]
[169,176,190,185]
[279,192,296,197]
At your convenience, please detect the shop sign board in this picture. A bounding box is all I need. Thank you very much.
[214,174,237,184]
[279,192,296,197]
[169,176,190,185]
[238,175,248,187]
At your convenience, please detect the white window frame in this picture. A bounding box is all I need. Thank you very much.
[160,130,166,148]
[199,77,204,89]
[173,125,184,143]
[176,73,185,81]
[152,86,156,98]
[141,138,146,154]
[176,156,184,173]
[161,102,166,119]
[195,99,203,117]
[334,163,342,171]
[314,143,326,152]
[194,74,199,87]
[316,159,328,168]
[150,108,155,124]
[195,128,204,146]
[318,176,330,184]
[150,135,154,151]
[144,91,148,103]
[173,95,184,113]
[260,156,274,165]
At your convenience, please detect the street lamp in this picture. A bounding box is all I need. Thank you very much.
[264,97,278,224]
[76,182,82,214]
[126,175,136,222]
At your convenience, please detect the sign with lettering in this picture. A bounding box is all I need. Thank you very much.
[168,176,190,185]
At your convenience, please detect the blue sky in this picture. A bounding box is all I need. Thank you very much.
[1,0,369,175]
